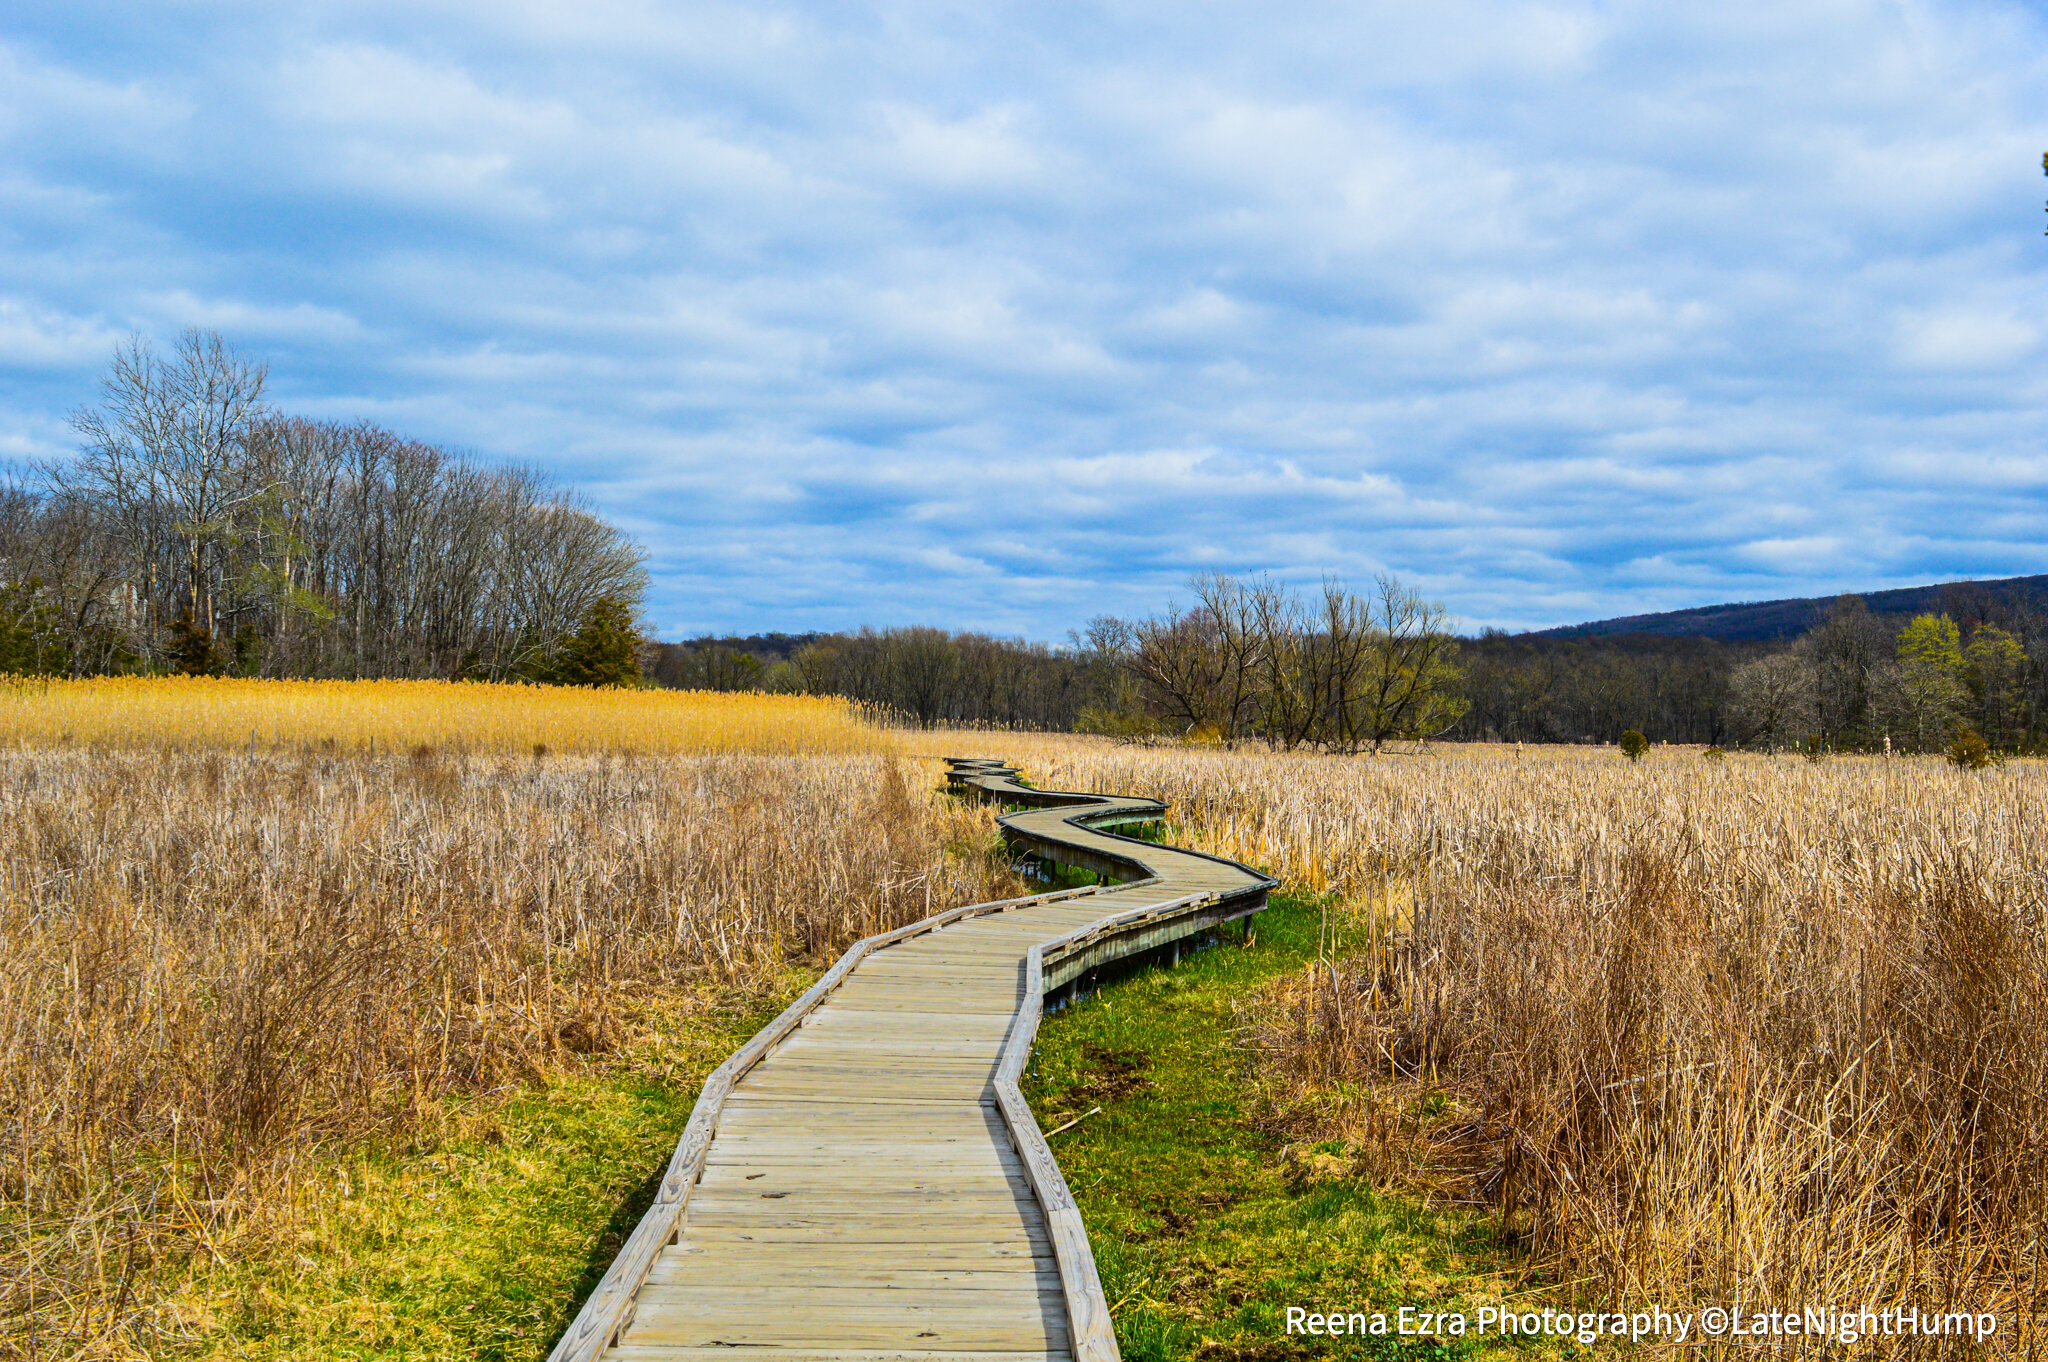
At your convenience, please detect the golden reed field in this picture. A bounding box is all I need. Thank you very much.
[6,684,2044,1356]
[0,676,890,756]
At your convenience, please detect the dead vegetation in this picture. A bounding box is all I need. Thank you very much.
[0,745,1017,1357]
[973,738,2048,1351]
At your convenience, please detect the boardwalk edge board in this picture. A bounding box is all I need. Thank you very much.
[546,756,1276,1362]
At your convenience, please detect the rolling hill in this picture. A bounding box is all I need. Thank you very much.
[1535,573,2048,643]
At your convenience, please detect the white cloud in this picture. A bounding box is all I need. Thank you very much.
[874,104,1046,190]
[0,0,2044,636]
[1894,307,2037,371]
[138,291,367,343]
[0,298,120,367]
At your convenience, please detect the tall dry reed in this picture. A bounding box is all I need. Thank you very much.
[0,746,1016,1357]
[977,739,2048,1348]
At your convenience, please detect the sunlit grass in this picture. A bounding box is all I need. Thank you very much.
[1026,893,1537,1361]
[174,974,813,1362]
[0,675,893,755]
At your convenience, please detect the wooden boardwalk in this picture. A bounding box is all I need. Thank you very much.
[548,757,1275,1362]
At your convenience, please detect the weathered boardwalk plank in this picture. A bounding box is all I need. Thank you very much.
[548,757,1274,1362]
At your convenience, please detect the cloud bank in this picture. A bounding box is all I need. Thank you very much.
[2,0,2044,636]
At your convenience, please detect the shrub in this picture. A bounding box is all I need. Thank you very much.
[1702,746,1727,763]
[166,609,221,676]
[1948,728,1995,770]
[1075,704,1169,746]
[1619,729,1649,762]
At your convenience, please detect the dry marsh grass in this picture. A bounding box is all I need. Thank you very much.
[16,713,2042,1356]
[978,739,2048,1350]
[0,744,1017,1358]
[0,676,890,756]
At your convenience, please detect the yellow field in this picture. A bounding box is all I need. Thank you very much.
[0,675,893,755]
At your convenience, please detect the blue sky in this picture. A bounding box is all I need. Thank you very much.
[2,1,2045,639]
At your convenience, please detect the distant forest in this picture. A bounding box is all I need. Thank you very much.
[652,576,2048,752]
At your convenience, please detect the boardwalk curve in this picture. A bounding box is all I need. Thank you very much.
[548,756,1276,1362]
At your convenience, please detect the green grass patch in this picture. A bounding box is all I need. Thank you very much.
[183,974,816,1361]
[1025,893,1547,1361]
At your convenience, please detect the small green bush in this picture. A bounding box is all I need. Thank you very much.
[1075,704,1169,746]
[1702,746,1727,763]
[1947,728,1995,770]
[1619,729,1649,763]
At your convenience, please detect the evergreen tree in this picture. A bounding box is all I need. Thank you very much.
[166,609,221,676]
[550,598,644,687]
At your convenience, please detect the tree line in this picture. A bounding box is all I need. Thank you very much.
[1723,595,2038,752]
[650,578,2048,754]
[1080,573,1465,750]
[1,331,647,682]
[1449,591,2048,753]
[649,573,1470,750]
[648,628,1114,730]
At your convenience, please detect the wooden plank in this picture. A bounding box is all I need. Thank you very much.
[699,1167,1025,1183]
[793,1009,1016,1025]
[770,1036,1009,1051]
[735,1073,994,1091]
[621,1312,1068,1350]
[686,1203,1039,1223]
[742,1064,998,1080]
[714,1104,1010,1124]
[656,1242,1055,1268]
[677,1226,1052,1246]
[611,1350,1060,1362]
[719,1091,991,1107]
[689,1190,1033,1209]
[701,1127,1014,1145]
[621,1325,1068,1352]
[648,1259,1063,1285]
[684,1204,1042,1226]
[748,1053,1000,1069]
[819,988,1022,1003]
[652,1262,1058,1282]
[714,1104,1009,1127]
[817,1001,1022,1014]
[638,1285,1052,1309]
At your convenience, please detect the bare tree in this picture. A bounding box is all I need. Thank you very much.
[1338,574,1467,753]
[63,331,269,655]
[1114,572,1462,753]
[1252,578,1320,750]
[1728,650,1818,751]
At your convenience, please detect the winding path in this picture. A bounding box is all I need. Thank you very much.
[548,757,1275,1362]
